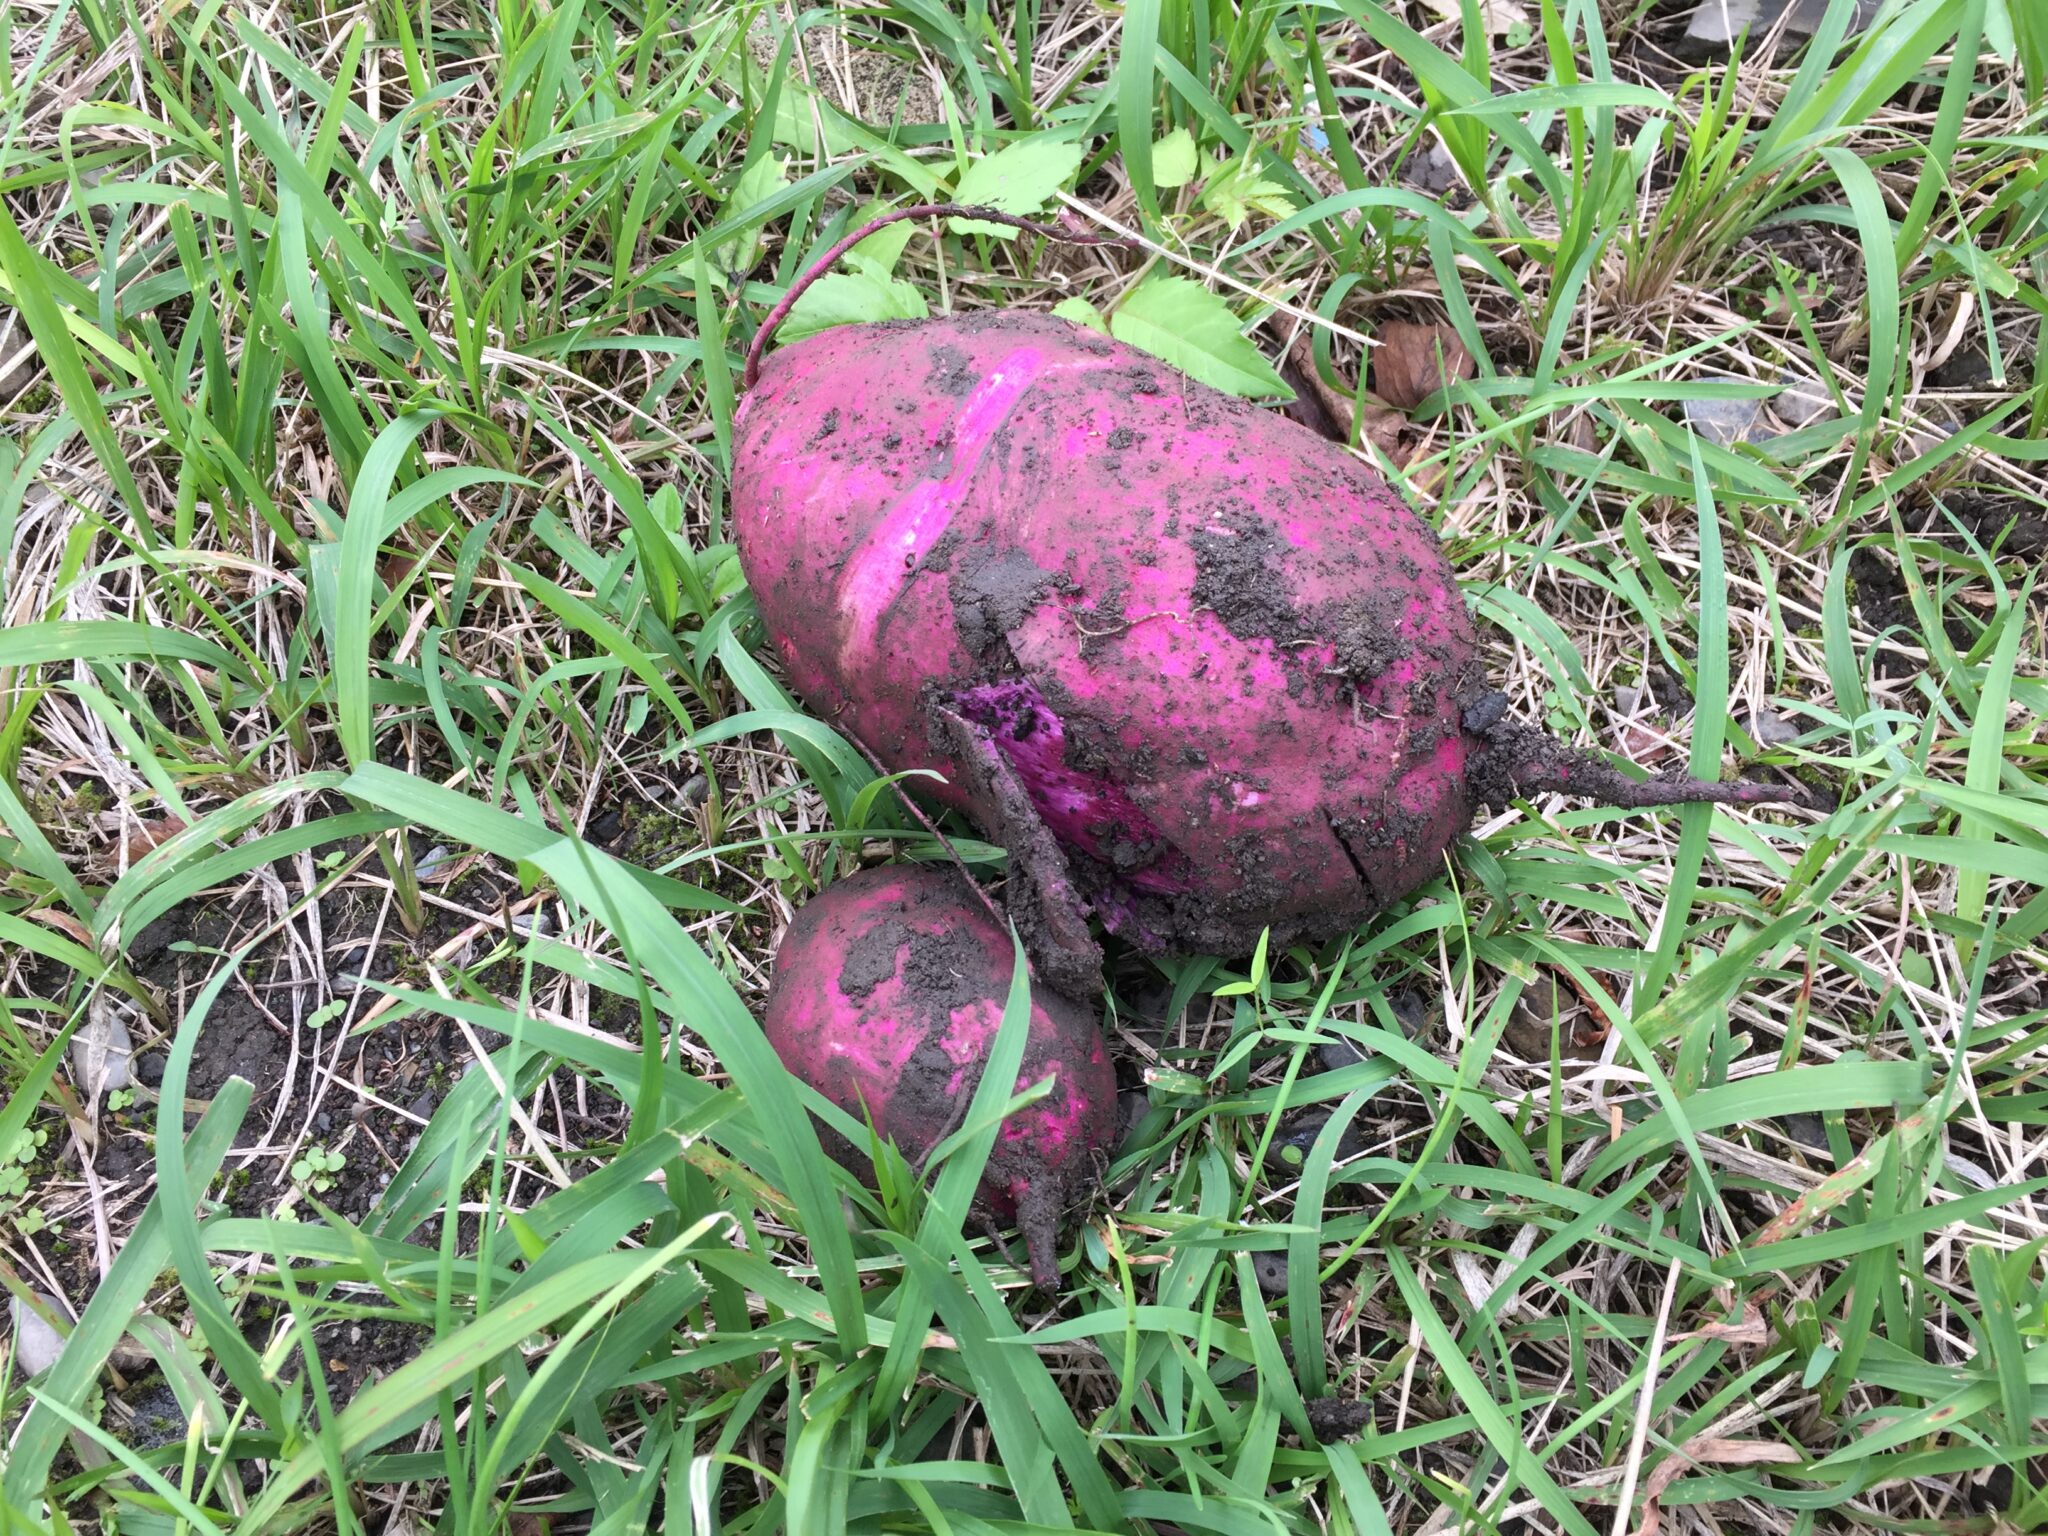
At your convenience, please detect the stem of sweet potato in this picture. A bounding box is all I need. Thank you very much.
[740,203,1129,391]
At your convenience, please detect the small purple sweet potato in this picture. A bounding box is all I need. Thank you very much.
[732,207,1816,992]
[762,864,1118,1289]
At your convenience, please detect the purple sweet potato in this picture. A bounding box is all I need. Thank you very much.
[732,207,1815,992]
[762,864,1118,1289]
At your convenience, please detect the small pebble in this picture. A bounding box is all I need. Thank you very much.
[1265,1108,1366,1173]
[1776,1111,1828,1151]
[0,312,35,399]
[1389,990,1428,1036]
[1680,0,1876,59]
[9,1293,69,1376]
[1117,1090,1151,1139]
[511,911,553,938]
[1902,420,1959,458]
[678,774,711,809]
[1928,343,1995,392]
[1773,371,1834,428]
[414,845,457,883]
[71,996,134,1097]
[1683,386,1767,447]
[316,1112,332,1133]
[1252,1252,1290,1296]
[1945,1152,1996,1192]
[1745,708,1801,748]
[1316,1037,1366,1073]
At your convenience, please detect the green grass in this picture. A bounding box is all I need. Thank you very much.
[2,0,2046,1531]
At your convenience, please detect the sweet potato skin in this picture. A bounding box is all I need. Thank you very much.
[762,864,1117,1287]
[733,312,1486,956]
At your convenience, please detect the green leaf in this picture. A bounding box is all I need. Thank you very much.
[1954,576,2031,960]
[1109,276,1291,400]
[845,198,919,274]
[1197,152,1298,232]
[714,154,788,276]
[239,1247,671,1524]
[948,136,1084,234]
[1050,296,1108,334]
[0,620,253,683]
[781,269,929,343]
[335,413,440,768]
[1152,127,1198,189]
[0,205,150,530]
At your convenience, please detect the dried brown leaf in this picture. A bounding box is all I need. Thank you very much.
[1674,1303,1771,1347]
[29,907,96,949]
[1356,399,1413,464]
[122,816,187,863]
[1633,1437,1803,1536]
[1371,321,1478,411]
[1619,722,1676,766]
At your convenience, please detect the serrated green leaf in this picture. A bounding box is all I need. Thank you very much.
[949,136,1083,235]
[1152,127,1198,189]
[1198,153,1298,233]
[1109,277,1291,400]
[781,270,929,343]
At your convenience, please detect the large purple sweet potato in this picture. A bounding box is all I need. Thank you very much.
[763,864,1118,1289]
[732,210,1814,993]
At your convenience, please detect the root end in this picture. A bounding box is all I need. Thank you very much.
[1470,718,1826,814]
[1016,1181,1062,1292]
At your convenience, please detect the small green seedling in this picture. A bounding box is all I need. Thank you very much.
[290,1144,347,1194]
[1,1126,49,1204]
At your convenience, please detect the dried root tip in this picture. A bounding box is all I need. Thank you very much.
[1472,718,1825,813]
[1016,1180,1062,1292]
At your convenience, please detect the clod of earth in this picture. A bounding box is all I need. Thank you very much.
[761,863,1119,1290]
[733,205,1821,996]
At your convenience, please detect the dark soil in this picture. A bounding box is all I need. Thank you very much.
[838,916,913,1001]
[34,859,611,1402]
[1916,490,2047,561]
[304,1314,436,1410]
[1304,1397,1373,1441]
[949,547,1064,663]
[107,882,512,1227]
[1192,520,1319,650]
